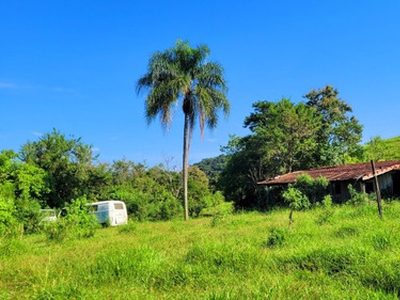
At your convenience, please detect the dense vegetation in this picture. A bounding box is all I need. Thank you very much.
[2,201,400,299]
[0,129,227,237]
[1,84,399,235]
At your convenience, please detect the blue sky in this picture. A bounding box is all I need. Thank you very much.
[1,1,399,167]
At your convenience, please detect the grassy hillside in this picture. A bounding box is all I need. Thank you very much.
[2,202,400,299]
[364,135,400,161]
[384,136,400,159]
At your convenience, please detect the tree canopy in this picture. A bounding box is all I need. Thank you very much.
[219,86,364,209]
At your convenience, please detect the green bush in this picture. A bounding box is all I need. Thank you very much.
[44,197,99,241]
[13,198,42,234]
[107,185,182,221]
[265,227,288,248]
[347,184,373,206]
[0,196,18,239]
[292,174,329,204]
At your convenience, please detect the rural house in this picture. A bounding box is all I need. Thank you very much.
[258,160,400,202]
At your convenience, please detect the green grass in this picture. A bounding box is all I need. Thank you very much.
[2,202,400,299]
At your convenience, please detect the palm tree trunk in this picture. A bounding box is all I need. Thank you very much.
[183,114,190,221]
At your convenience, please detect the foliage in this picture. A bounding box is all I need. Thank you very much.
[187,166,212,216]
[282,187,310,224]
[282,187,310,211]
[291,174,329,204]
[347,184,373,206]
[13,198,42,234]
[44,197,99,241]
[363,135,400,162]
[0,196,18,239]
[303,85,363,166]
[193,155,227,191]
[219,86,363,209]
[137,39,230,220]
[265,227,288,248]
[107,184,183,221]
[218,134,271,209]
[244,98,321,173]
[20,129,101,208]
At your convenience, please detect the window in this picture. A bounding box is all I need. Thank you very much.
[114,203,124,210]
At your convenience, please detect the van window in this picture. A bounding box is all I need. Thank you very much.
[92,205,99,212]
[114,203,124,210]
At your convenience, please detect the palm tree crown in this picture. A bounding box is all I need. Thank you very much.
[137,40,229,220]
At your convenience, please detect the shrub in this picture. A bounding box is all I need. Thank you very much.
[44,197,99,241]
[316,195,335,225]
[347,184,371,206]
[265,227,288,248]
[13,198,42,234]
[0,196,18,239]
[293,174,329,205]
[282,187,310,224]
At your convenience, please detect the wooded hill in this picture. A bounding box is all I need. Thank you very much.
[363,135,400,162]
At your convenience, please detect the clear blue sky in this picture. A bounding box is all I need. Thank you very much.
[1,1,399,167]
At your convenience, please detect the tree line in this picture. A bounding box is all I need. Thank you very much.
[0,128,226,235]
[197,85,398,209]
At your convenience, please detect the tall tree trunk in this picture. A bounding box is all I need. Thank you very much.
[183,114,190,221]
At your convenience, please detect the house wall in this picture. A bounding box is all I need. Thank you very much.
[363,172,394,194]
[330,181,352,203]
[331,173,394,203]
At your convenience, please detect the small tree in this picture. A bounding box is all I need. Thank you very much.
[282,187,310,225]
[292,174,329,204]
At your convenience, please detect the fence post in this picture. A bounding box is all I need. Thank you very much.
[370,160,383,218]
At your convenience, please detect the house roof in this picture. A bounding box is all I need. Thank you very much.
[258,160,400,186]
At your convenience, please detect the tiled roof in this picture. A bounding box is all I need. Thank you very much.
[258,160,400,186]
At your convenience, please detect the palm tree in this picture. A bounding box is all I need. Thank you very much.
[137,40,230,220]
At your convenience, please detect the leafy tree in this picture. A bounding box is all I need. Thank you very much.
[137,40,230,220]
[193,155,227,191]
[244,98,321,173]
[0,150,48,233]
[219,99,321,209]
[303,85,363,166]
[187,166,210,216]
[20,129,101,208]
[219,134,271,209]
[282,187,310,225]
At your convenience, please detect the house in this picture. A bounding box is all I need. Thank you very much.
[258,160,400,202]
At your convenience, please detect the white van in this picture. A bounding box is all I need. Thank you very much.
[89,200,128,226]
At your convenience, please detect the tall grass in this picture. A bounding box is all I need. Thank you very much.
[2,202,400,299]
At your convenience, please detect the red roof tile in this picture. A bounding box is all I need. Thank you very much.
[258,160,400,186]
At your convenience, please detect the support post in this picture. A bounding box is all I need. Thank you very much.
[370,160,383,218]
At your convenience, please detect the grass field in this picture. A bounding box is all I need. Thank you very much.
[2,201,400,299]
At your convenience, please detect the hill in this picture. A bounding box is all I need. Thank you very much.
[364,135,400,161]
